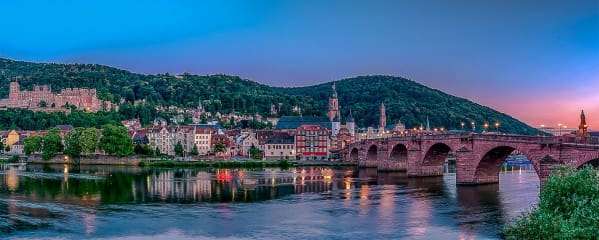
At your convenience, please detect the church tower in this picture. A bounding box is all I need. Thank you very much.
[379,102,386,130]
[327,82,340,122]
[577,110,589,137]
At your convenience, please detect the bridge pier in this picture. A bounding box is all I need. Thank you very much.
[358,146,377,168]
[455,148,484,184]
[407,149,422,177]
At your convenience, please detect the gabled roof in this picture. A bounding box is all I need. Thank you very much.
[265,134,294,145]
[297,124,329,131]
[56,125,74,131]
[276,116,331,130]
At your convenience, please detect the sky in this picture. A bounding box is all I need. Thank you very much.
[0,0,598,128]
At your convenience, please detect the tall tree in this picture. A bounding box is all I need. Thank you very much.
[190,145,199,156]
[99,124,133,157]
[214,143,225,154]
[64,127,100,158]
[249,145,261,160]
[80,128,100,156]
[64,130,83,158]
[42,128,63,160]
[23,135,42,155]
[174,141,184,157]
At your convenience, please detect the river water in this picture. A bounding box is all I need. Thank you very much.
[0,163,539,239]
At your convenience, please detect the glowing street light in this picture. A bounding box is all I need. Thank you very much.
[540,124,545,136]
[494,122,500,132]
[471,121,475,131]
[558,123,563,136]
[461,122,465,130]
[483,123,489,132]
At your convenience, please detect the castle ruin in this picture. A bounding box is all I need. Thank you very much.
[0,81,113,112]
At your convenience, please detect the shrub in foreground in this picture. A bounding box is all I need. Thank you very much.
[504,165,599,239]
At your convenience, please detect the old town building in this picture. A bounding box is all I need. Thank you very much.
[295,124,329,161]
[194,127,214,155]
[236,132,259,157]
[264,134,295,161]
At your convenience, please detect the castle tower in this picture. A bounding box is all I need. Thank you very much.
[379,102,386,130]
[9,81,20,104]
[577,110,589,137]
[327,82,340,122]
[346,108,355,137]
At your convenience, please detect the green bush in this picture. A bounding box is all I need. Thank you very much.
[8,155,20,163]
[504,165,599,239]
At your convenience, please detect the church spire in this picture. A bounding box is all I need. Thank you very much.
[379,102,386,130]
[347,108,354,122]
[426,116,431,131]
[331,81,338,98]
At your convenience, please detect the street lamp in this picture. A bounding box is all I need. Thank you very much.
[540,124,545,136]
[461,122,465,130]
[471,121,475,131]
[483,123,489,132]
[558,123,563,136]
[494,122,499,132]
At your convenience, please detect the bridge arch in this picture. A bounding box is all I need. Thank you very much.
[349,148,359,163]
[421,143,453,176]
[576,158,599,169]
[366,145,378,163]
[473,146,540,184]
[389,144,408,162]
[388,144,408,171]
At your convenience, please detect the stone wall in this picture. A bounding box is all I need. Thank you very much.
[26,154,143,166]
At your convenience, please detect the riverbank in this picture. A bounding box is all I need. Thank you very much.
[21,154,357,168]
[139,160,357,168]
[139,160,291,168]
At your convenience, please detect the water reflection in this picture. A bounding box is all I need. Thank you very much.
[0,163,539,239]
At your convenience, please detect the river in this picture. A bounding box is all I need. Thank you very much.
[1,163,539,239]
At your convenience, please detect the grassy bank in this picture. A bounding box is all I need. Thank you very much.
[139,160,291,169]
[504,165,599,239]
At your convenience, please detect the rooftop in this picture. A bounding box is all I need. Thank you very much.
[265,134,295,145]
[276,116,331,130]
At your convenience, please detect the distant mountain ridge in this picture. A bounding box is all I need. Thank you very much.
[0,57,538,135]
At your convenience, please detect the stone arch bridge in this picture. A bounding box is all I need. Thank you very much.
[340,134,599,185]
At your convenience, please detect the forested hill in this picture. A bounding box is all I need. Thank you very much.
[0,58,537,135]
[276,76,537,135]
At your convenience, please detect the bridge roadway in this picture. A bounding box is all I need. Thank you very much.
[339,133,599,185]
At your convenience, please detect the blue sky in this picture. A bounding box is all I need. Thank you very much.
[0,0,598,126]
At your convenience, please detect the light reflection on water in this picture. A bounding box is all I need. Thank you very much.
[0,163,539,239]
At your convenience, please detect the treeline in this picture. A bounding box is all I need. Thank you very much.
[24,125,133,160]
[0,108,122,130]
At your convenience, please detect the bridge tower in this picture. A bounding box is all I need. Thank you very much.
[577,110,589,137]
[346,108,355,136]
